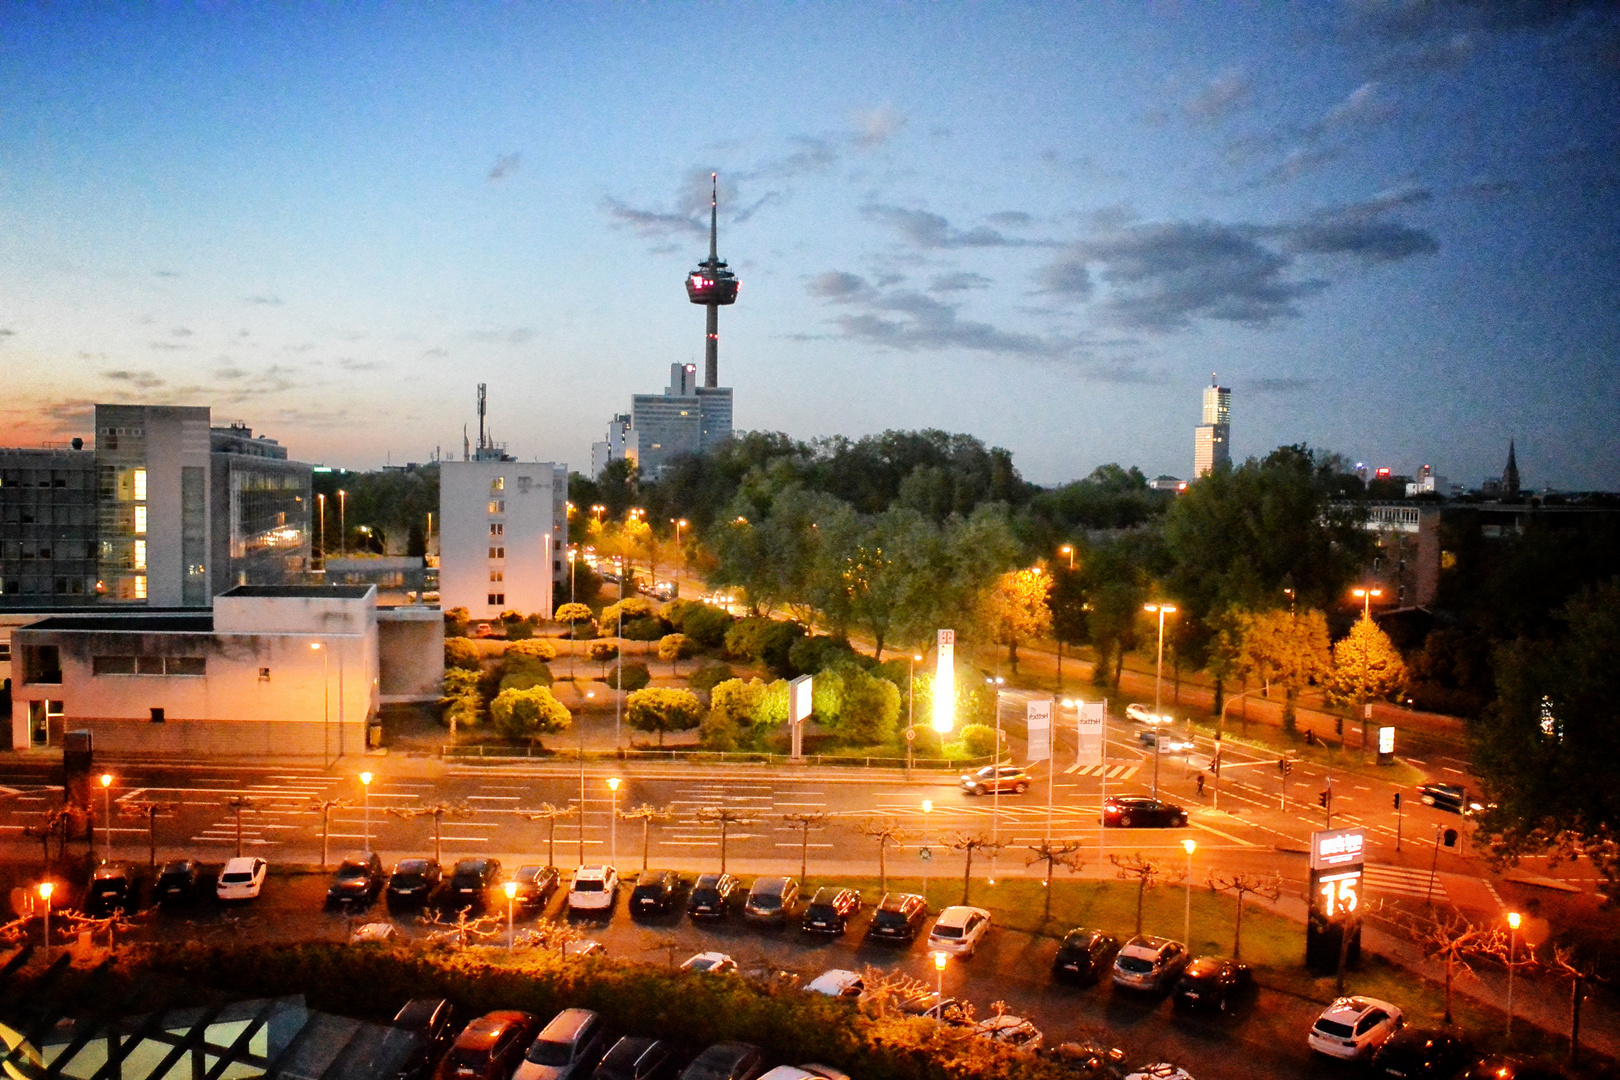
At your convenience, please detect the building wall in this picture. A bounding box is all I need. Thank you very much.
[0,449,99,605]
[209,453,312,593]
[95,404,213,606]
[378,606,444,700]
[439,461,566,621]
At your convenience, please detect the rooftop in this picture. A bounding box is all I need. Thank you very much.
[21,614,215,633]
[219,585,375,599]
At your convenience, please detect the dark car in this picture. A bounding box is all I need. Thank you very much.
[370,997,456,1080]
[441,858,504,913]
[1371,1028,1470,1079]
[592,1038,674,1080]
[1103,797,1188,829]
[445,1011,542,1080]
[630,871,682,916]
[1461,1057,1561,1080]
[327,852,386,909]
[516,1008,609,1080]
[388,858,443,909]
[687,873,740,919]
[867,892,928,943]
[801,887,861,934]
[1171,956,1253,1012]
[512,865,563,913]
[155,859,200,906]
[743,877,799,924]
[1051,928,1120,985]
[677,1044,764,1080]
[1418,784,1483,815]
[86,862,141,917]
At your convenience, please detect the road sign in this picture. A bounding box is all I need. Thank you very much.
[918,846,932,862]
[905,727,917,742]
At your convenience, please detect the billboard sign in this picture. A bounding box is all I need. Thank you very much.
[1075,701,1105,766]
[1026,699,1052,762]
[1311,827,1366,870]
[932,630,955,732]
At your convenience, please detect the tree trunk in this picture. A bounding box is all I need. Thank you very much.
[1113,649,1125,690]
[1212,675,1225,719]
[1007,639,1019,673]
[1444,954,1454,1024]
[878,839,887,895]
[1136,877,1146,935]
[1282,689,1298,735]
[962,847,974,905]
[1233,893,1244,959]
[1570,974,1584,1066]
[1043,861,1053,922]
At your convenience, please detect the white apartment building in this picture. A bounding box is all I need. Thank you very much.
[438,460,567,620]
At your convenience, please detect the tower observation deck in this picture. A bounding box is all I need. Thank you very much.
[684,172,740,388]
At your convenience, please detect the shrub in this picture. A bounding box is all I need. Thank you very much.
[626,687,704,747]
[657,633,693,663]
[959,723,999,758]
[698,711,739,751]
[444,638,482,671]
[489,686,571,742]
[439,667,483,730]
[788,635,856,675]
[688,663,735,694]
[606,661,651,692]
[667,602,733,650]
[723,618,805,675]
[620,616,669,642]
[587,641,620,675]
[504,620,534,640]
[444,607,471,637]
[600,596,656,627]
[498,657,554,693]
[554,602,594,632]
[506,639,558,663]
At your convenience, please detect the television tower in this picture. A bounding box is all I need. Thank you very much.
[684,172,740,388]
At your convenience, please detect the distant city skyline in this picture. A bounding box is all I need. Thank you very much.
[2,5,1616,489]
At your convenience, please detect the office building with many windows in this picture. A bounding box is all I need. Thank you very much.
[438,459,567,621]
[1193,377,1231,478]
[627,363,733,480]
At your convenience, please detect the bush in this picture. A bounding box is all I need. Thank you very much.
[606,661,651,692]
[504,620,534,640]
[620,616,669,642]
[600,596,656,627]
[554,602,594,631]
[439,667,483,729]
[506,639,558,663]
[698,710,739,751]
[667,602,733,650]
[657,633,694,662]
[498,657,554,693]
[587,641,620,673]
[788,635,856,675]
[626,687,704,747]
[723,618,805,675]
[444,638,482,671]
[444,607,471,637]
[688,663,736,694]
[959,723,999,758]
[489,686,571,742]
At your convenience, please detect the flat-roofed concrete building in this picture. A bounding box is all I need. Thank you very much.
[0,444,99,604]
[629,363,732,479]
[439,459,567,621]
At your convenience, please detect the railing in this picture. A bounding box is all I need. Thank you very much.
[441,744,992,770]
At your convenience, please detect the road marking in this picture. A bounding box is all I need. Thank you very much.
[1189,821,1259,846]
[468,795,520,801]
[773,843,834,848]
[1363,863,1445,900]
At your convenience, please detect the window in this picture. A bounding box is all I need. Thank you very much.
[0,641,10,662]
[167,656,205,676]
[133,575,147,600]
[488,500,505,514]
[488,546,505,559]
[133,539,147,570]
[134,505,147,535]
[93,656,137,675]
[133,468,147,501]
[489,570,503,582]
[150,707,164,724]
[488,523,504,536]
[23,645,62,684]
[517,476,533,492]
[491,477,505,492]
[487,593,505,605]
[259,667,271,682]
[136,655,165,675]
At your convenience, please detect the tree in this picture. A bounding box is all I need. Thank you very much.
[440,667,483,735]
[656,633,693,675]
[1549,943,1609,1067]
[625,687,705,747]
[444,637,481,670]
[489,686,571,743]
[1207,870,1282,960]
[1026,840,1085,922]
[950,833,1002,905]
[704,677,769,750]
[307,797,353,869]
[1110,853,1162,936]
[554,601,593,634]
[587,640,620,677]
[695,807,753,873]
[506,638,558,663]
[1237,608,1331,735]
[1398,910,1505,1024]
[812,666,901,745]
[512,803,574,868]
[1325,614,1409,741]
[856,817,913,895]
[782,811,828,884]
[978,567,1052,673]
[619,803,675,873]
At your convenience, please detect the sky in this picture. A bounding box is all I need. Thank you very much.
[2,3,1617,490]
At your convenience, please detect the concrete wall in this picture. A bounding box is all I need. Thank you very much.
[378,606,444,701]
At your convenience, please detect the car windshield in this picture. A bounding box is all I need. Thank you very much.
[517,867,545,883]
[526,1040,574,1066]
[1314,1018,1355,1038]
[691,888,718,903]
[751,894,780,909]
[90,881,123,893]
[873,910,907,926]
[1117,956,1154,974]
[393,873,425,886]
[220,872,251,884]
[161,862,191,875]
[397,860,428,873]
[932,925,962,939]
[336,863,368,879]
[573,880,603,892]
[449,1050,490,1073]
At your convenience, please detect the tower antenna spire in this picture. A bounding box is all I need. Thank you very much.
[685,170,739,388]
[709,172,719,263]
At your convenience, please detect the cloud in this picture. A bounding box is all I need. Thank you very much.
[338,358,383,371]
[1286,218,1440,261]
[1316,81,1397,132]
[603,197,708,240]
[1248,376,1319,395]
[1184,67,1252,122]
[488,153,521,181]
[851,104,907,149]
[1348,0,1612,40]
[244,294,282,306]
[470,328,535,346]
[861,204,1047,248]
[421,347,449,358]
[987,211,1034,228]
[805,271,1077,359]
[1259,145,1345,185]
[154,269,179,278]
[102,369,166,389]
[929,271,994,293]
[1036,253,1094,300]
[148,340,190,351]
[172,326,193,337]
[215,367,249,380]
[807,270,876,302]
[750,137,840,181]
[1374,31,1480,76]
[0,328,13,343]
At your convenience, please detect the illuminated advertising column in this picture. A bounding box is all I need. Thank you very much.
[931,630,955,733]
[789,675,813,760]
[1306,826,1365,972]
[1378,726,1396,766]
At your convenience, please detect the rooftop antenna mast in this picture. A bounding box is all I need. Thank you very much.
[477,383,489,451]
[685,171,740,389]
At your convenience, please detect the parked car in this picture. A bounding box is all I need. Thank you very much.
[687,873,740,919]
[1051,928,1120,984]
[563,939,605,958]
[867,892,928,943]
[677,1044,764,1080]
[513,1009,609,1080]
[327,852,386,909]
[592,1038,674,1080]
[927,905,991,956]
[743,877,799,924]
[216,857,268,901]
[801,887,861,934]
[1045,1040,1127,1079]
[972,1015,1043,1052]
[897,992,971,1026]
[512,865,563,913]
[1103,797,1188,829]
[804,969,864,998]
[387,858,442,909]
[441,858,504,913]
[86,862,141,917]
[1111,935,1190,993]
[1171,957,1253,1012]
[1418,784,1484,815]
[1123,1067,1195,1080]
[445,1011,543,1080]
[155,859,200,906]
[1371,1028,1470,1079]
[1307,996,1404,1060]
[680,952,737,974]
[350,922,397,944]
[567,866,619,914]
[630,871,681,916]
[372,997,456,1080]
[959,765,1031,795]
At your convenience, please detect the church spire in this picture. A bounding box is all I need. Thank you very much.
[1503,440,1521,501]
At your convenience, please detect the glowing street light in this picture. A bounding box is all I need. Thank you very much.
[931,950,948,999]
[1506,910,1522,1039]
[1181,838,1197,946]
[1143,603,1178,798]
[606,777,622,866]
[1059,544,1074,570]
[1352,586,1384,619]
[99,773,113,859]
[590,504,606,523]
[504,879,518,948]
[359,771,374,856]
[38,881,54,960]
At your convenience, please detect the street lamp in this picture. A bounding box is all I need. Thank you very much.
[1352,587,1383,619]
[606,777,621,867]
[37,881,53,961]
[591,504,605,523]
[359,771,373,855]
[1143,603,1177,798]
[1506,910,1521,1039]
[672,519,688,592]
[338,489,348,559]
[1181,838,1197,946]
[316,492,326,568]
[99,773,113,859]
[311,641,331,763]
[504,880,518,948]
[987,676,1006,884]
[932,950,948,1000]
[921,799,933,909]
[1059,544,1074,571]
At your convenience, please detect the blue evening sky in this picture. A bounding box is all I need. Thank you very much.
[2,3,1617,489]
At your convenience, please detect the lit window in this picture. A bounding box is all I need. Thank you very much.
[133,575,147,600]
[133,540,146,570]
[488,500,505,514]
[491,477,505,492]
[134,505,147,535]
[489,570,503,582]
[133,468,147,501]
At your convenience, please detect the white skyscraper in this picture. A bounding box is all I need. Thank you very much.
[1193,376,1231,477]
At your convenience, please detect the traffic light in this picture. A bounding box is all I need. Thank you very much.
[1393,792,1402,810]
[1318,789,1330,808]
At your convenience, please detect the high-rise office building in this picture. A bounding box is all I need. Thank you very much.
[1193,376,1231,477]
[0,443,98,603]
[590,414,632,479]
[629,363,733,480]
[438,459,568,620]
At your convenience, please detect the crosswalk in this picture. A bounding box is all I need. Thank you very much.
[1363,862,1447,902]
[1063,764,1140,779]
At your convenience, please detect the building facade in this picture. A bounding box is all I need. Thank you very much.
[629,363,733,479]
[1193,378,1231,478]
[590,413,632,479]
[439,459,567,620]
[0,445,99,603]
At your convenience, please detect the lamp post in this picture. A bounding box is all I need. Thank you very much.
[1181,838,1196,946]
[672,518,687,593]
[921,799,932,909]
[99,773,113,859]
[567,547,577,602]
[579,696,590,866]
[1143,603,1177,798]
[37,881,53,961]
[316,492,326,569]
[359,771,374,855]
[932,950,948,1000]
[1352,586,1383,619]
[1506,910,1521,1040]
[606,777,621,867]
[1059,544,1074,571]
[504,880,518,948]
[338,489,347,559]
[591,504,605,524]
[988,676,1005,884]
[311,641,330,765]
[906,652,923,778]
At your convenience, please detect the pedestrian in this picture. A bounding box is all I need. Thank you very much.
[1196,772,1206,798]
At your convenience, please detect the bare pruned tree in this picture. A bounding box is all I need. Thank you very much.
[515,917,584,955]
[1026,840,1086,923]
[1548,943,1609,1067]
[23,808,74,871]
[119,800,179,869]
[620,804,676,873]
[855,966,932,1019]
[782,811,829,886]
[949,833,1003,906]
[1207,870,1283,960]
[418,906,501,950]
[856,817,913,896]
[63,907,144,953]
[391,801,475,865]
[640,931,690,970]
[695,807,755,874]
[308,797,354,869]
[1110,853,1162,937]
[1396,909,1506,1024]
[511,803,576,869]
